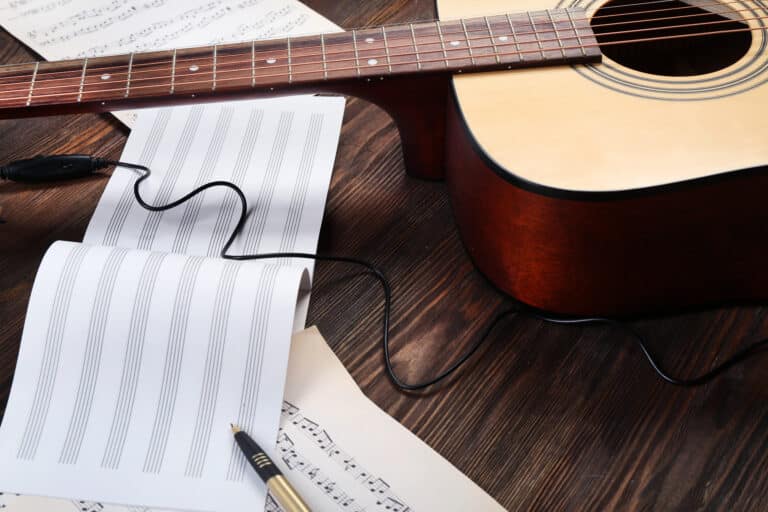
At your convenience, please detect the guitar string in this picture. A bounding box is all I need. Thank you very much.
[0,23,764,104]
[589,0,763,19]
[0,16,768,106]
[0,0,754,85]
[591,3,762,27]
[583,0,764,14]
[455,0,768,22]
[3,2,758,85]
[7,3,764,82]
[0,26,762,105]
[0,5,760,87]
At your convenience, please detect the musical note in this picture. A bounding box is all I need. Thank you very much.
[72,500,105,512]
[265,493,284,512]
[294,417,319,434]
[281,401,300,417]
[276,432,295,454]
[282,449,311,472]
[367,477,391,495]
[3,0,331,61]
[277,405,412,511]
[313,430,335,452]
[377,496,411,512]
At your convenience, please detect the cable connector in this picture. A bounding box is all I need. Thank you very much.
[0,154,110,183]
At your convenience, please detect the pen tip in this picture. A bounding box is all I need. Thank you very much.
[230,423,240,433]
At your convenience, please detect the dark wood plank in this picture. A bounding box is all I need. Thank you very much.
[2,1,768,511]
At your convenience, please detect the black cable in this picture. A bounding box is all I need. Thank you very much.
[524,311,768,387]
[5,154,768,390]
[114,159,768,390]
[110,159,491,391]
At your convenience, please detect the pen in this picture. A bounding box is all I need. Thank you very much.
[231,423,311,512]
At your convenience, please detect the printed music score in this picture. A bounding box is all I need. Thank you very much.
[264,328,506,512]
[0,0,343,126]
[277,401,411,512]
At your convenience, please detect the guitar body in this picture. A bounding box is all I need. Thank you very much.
[430,0,768,316]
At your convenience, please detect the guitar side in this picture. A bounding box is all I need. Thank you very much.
[445,95,768,315]
[435,0,768,315]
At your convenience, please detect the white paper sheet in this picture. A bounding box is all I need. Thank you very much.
[0,0,342,127]
[81,96,344,330]
[0,241,309,512]
[0,327,507,512]
[271,327,507,512]
[84,96,343,262]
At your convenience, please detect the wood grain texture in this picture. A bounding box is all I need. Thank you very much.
[2,1,768,510]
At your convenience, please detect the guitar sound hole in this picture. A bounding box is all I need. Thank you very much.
[590,0,752,76]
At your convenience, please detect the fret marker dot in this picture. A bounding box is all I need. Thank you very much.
[450,40,460,46]
[367,58,378,66]
[189,65,199,72]
[498,36,509,42]
[266,57,277,64]
[100,73,111,80]
[365,37,375,43]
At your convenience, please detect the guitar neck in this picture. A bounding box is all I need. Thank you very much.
[0,8,600,118]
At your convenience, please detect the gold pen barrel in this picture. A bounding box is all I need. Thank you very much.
[268,475,311,512]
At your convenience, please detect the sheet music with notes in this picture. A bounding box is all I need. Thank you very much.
[270,327,506,512]
[0,241,309,511]
[0,327,507,512]
[0,0,341,127]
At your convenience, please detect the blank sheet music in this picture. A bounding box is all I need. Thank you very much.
[84,96,344,262]
[0,242,309,511]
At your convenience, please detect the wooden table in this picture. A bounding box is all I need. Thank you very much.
[2,1,768,510]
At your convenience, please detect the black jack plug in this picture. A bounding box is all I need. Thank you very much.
[0,154,111,183]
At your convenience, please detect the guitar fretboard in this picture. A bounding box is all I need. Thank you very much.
[0,8,600,115]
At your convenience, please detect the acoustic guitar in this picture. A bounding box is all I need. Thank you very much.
[0,0,766,316]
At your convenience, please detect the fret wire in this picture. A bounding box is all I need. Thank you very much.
[381,27,393,73]
[77,57,88,103]
[435,22,449,67]
[485,16,501,64]
[6,13,592,87]
[409,23,421,70]
[288,37,294,83]
[125,52,134,97]
[320,34,328,80]
[566,8,588,57]
[26,61,39,106]
[25,21,768,105]
[460,19,476,65]
[548,10,567,58]
[212,44,218,91]
[506,14,524,62]
[527,12,546,60]
[170,48,177,94]
[352,29,361,77]
[3,14,602,100]
[251,41,256,86]
[3,39,605,103]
